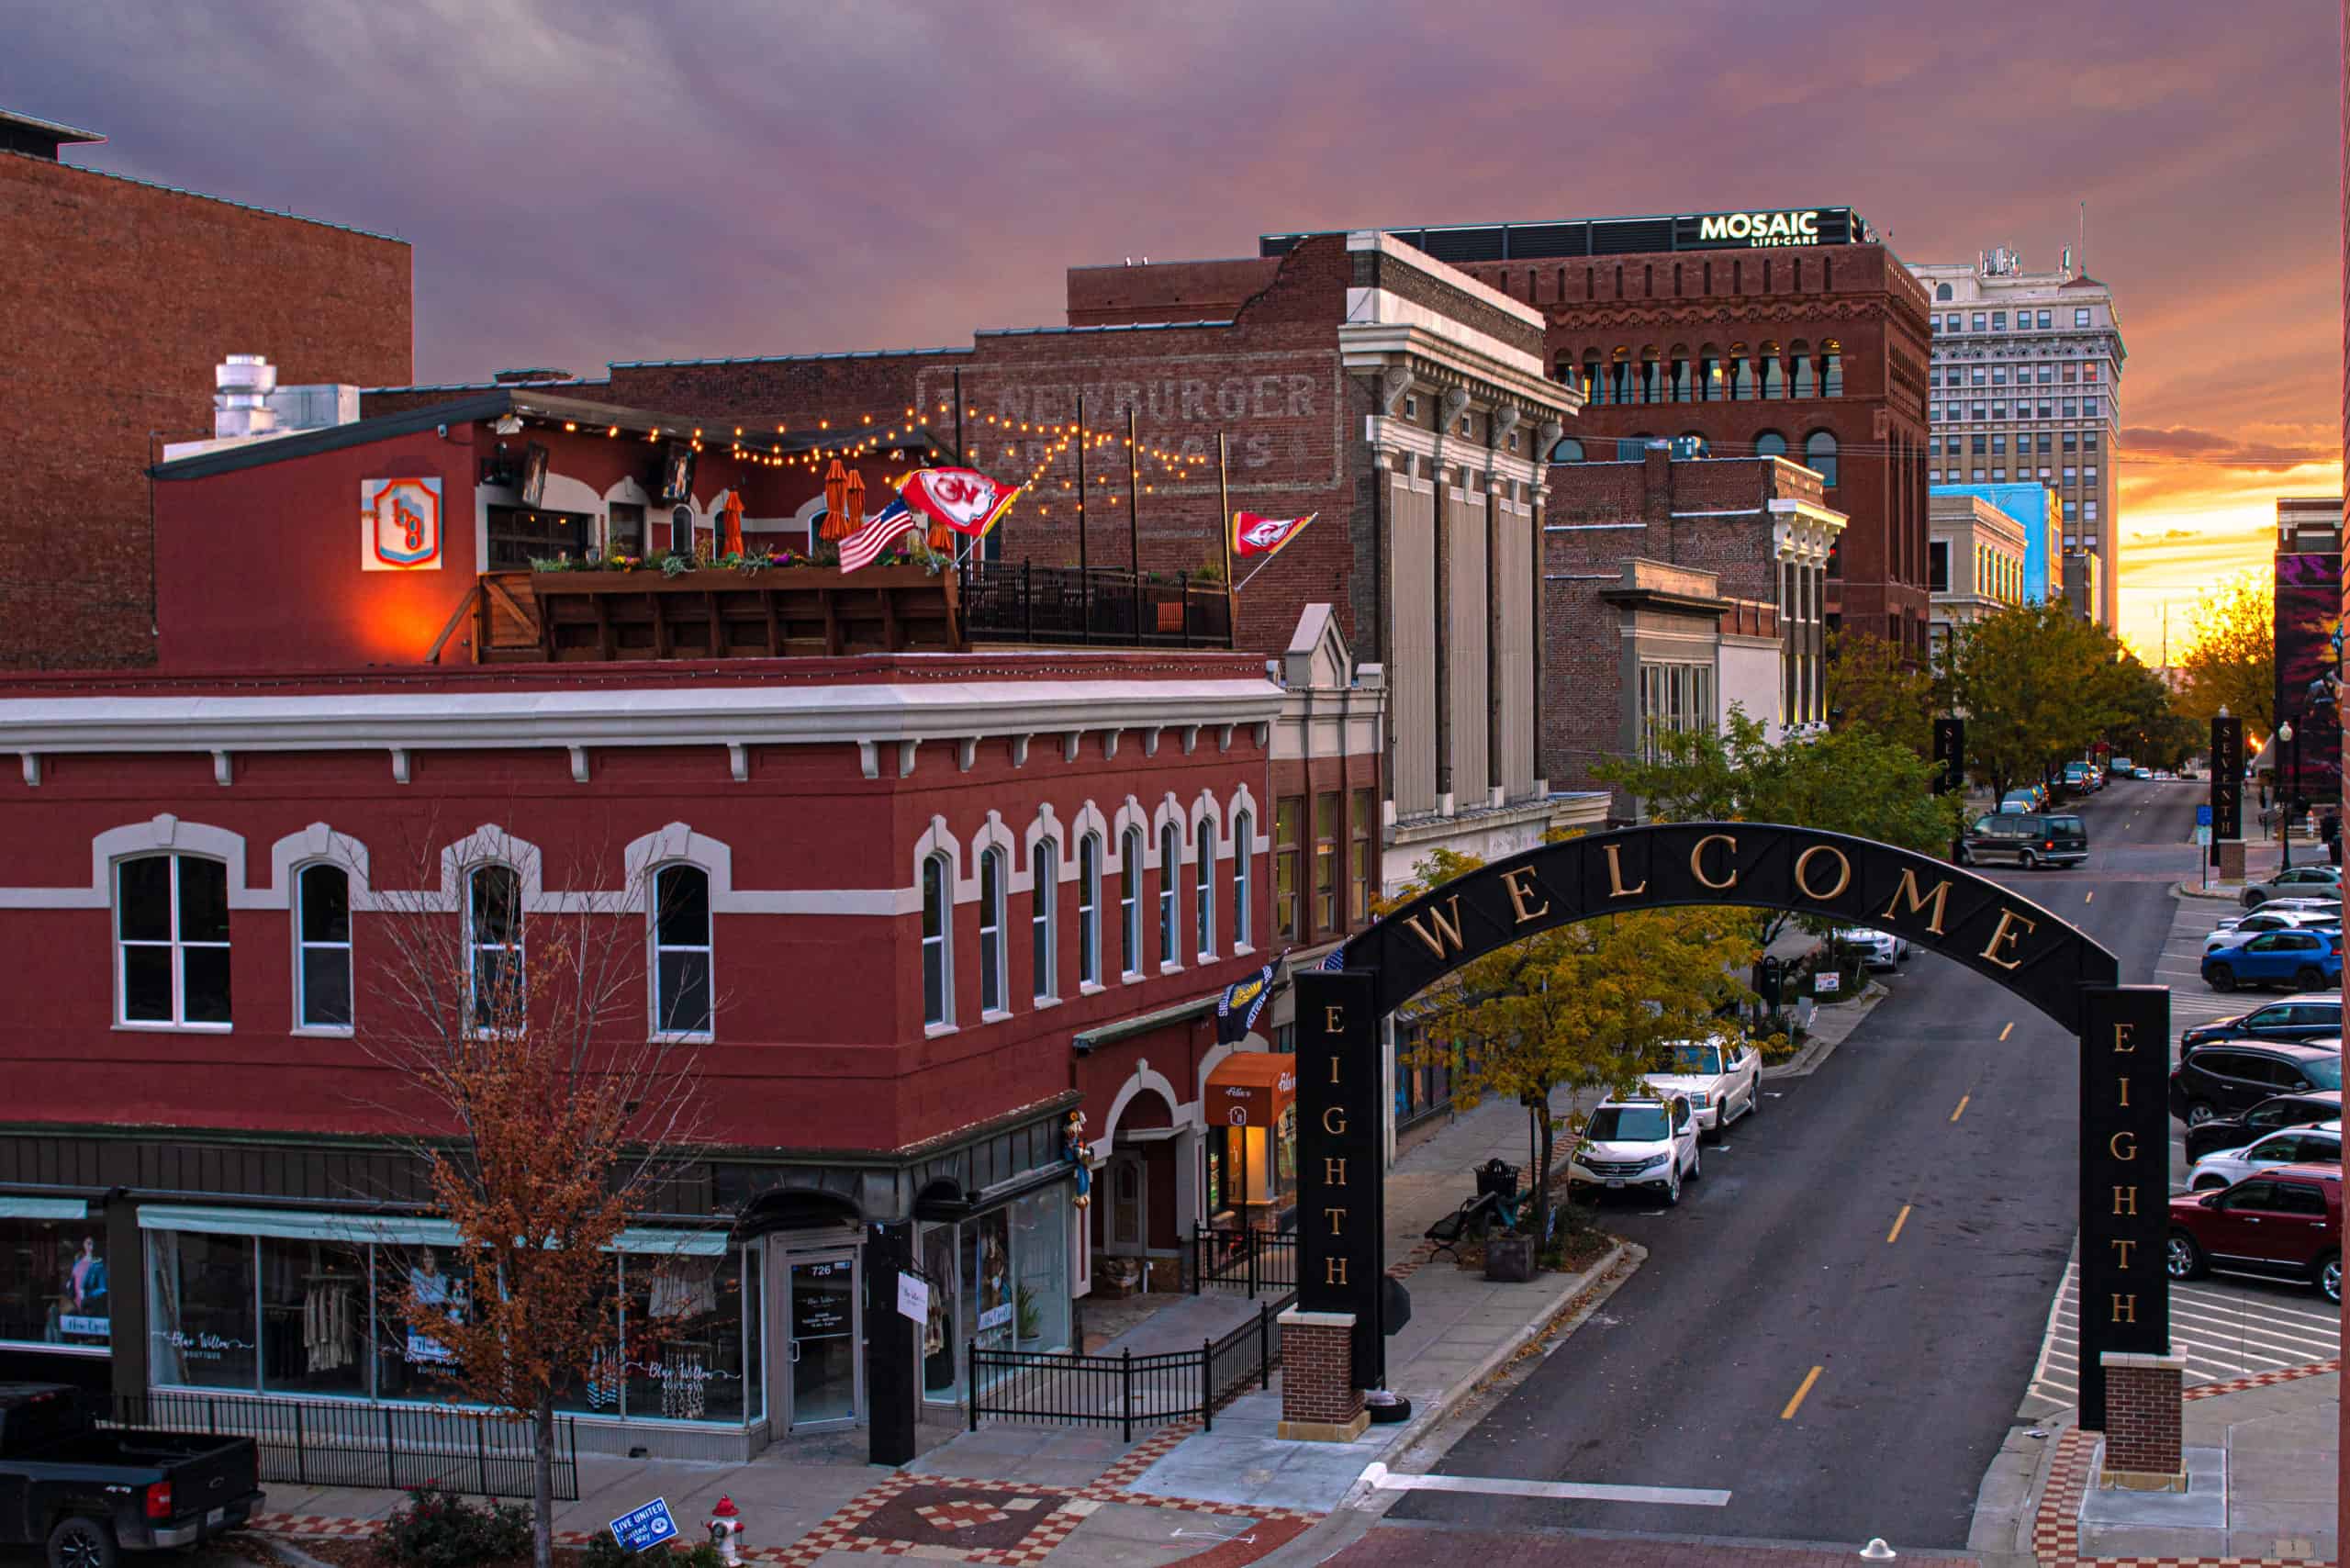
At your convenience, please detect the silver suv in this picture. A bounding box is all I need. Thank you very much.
[1569,1095,1701,1206]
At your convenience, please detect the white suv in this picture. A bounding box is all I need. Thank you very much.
[1641,1037,1762,1139]
[1569,1095,1701,1206]
[1836,927,1911,971]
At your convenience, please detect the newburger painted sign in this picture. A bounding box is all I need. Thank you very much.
[1672,207,1856,250]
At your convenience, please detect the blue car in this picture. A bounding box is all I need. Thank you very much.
[2204,928,2344,993]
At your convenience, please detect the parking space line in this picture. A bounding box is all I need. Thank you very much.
[1950,1094,1969,1123]
[1998,1021,2014,1041]
[1886,1204,1910,1244]
[1369,1470,1731,1506]
[1780,1365,1823,1420]
[2085,890,2093,903]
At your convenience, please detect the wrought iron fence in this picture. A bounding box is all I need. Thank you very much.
[968,1294,1292,1438]
[1190,1224,1297,1298]
[960,561,1233,649]
[108,1392,578,1501]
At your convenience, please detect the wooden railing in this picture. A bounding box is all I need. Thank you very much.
[469,566,960,662]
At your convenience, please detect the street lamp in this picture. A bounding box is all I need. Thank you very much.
[2278,720,2297,869]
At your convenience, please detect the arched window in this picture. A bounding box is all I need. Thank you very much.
[1194,818,1216,960]
[1158,823,1181,967]
[922,853,953,1025]
[1754,431,1787,460]
[1232,811,1254,949]
[651,863,712,1037]
[117,853,231,1028]
[1820,339,1844,397]
[1031,839,1057,1002]
[1805,431,1840,487]
[1120,827,1143,977]
[1078,834,1102,988]
[1550,438,1584,464]
[979,847,1007,1014]
[296,862,352,1031]
[467,863,522,1028]
[1935,282,1953,301]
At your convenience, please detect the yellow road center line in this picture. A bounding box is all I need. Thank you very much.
[2085,890,2094,904]
[1999,1022,2014,1041]
[1951,1094,1970,1123]
[1886,1204,1911,1244]
[1781,1365,1823,1420]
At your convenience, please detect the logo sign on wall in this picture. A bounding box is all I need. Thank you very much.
[361,477,444,572]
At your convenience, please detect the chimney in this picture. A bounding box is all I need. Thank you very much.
[214,354,279,441]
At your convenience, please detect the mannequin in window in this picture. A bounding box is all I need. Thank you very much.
[68,1238,106,1315]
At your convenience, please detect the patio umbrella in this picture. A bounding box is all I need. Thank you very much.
[842,470,866,546]
[718,490,744,557]
[822,460,851,542]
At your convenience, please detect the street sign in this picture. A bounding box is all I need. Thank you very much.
[1814,970,1842,995]
[2192,825,2211,846]
[2196,804,2213,826]
[609,1500,678,1553]
[896,1271,930,1325]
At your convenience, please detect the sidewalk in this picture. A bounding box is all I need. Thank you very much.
[248,1092,1633,1568]
[1971,1361,2339,1566]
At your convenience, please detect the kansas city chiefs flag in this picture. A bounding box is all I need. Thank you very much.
[1231,510,1316,559]
[898,467,1023,539]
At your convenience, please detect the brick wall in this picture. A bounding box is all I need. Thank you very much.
[1277,1315,1363,1429]
[2100,1353,2184,1479]
[0,151,412,669]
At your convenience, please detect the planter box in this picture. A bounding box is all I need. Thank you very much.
[520,565,959,659]
[1483,1233,1536,1282]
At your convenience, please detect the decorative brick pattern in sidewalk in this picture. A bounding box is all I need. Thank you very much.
[2031,1356,2341,1568]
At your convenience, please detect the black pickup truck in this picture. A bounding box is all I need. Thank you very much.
[0,1384,263,1568]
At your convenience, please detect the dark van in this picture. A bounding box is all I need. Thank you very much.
[1960,811,2088,869]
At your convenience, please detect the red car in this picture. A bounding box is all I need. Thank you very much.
[2166,1163,2342,1305]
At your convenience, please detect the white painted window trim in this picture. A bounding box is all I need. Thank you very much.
[113,850,233,1034]
[978,845,1010,1017]
[464,861,526,1031]
[1030,835,1058,1004]
[1117,825,1146,983]
[646,860,716,1044]
[1193,815,1216,962]
[290,859,355,1037]
[921,850,955,1030]
[1076,831,1103,990]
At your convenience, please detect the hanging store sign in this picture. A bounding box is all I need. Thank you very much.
[360,477,444,571]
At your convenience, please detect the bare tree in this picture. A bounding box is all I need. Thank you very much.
[351,821,708,1568]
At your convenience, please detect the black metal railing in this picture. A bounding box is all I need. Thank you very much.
[968,1294,1292,1438]
[960,561,1234,649]
[108,1392,578,1501]
[1190,1224,1297,1298]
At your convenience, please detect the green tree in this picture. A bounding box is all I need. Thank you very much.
[1936,602,2131,801]
[1827,630,1934,756]
[1389,848,1759,1249]
[2175,571,2276,731]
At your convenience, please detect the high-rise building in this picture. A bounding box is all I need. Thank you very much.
[1910,245,2125,628]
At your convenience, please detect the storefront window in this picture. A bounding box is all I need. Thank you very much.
[621,1249,752,1424]
[375,1244,475,1405]
[0,1214,109,1350]
[965,1209,1012,1358]
[148,1230,256,1390]
[919,1224,959,1403]
[258,1237,370,1398]
[1010,1189,1069,1353]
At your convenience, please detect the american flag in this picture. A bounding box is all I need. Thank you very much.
[839,498,917,573]
[1319,943,1347,972]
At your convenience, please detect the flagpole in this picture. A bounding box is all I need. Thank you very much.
[1216,431,1235,646]
[1075,392,1091,645]
[1125,406,1143,625]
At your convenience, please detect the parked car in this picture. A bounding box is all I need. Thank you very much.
[1997,790,2036,814]
[2182,996,2343,1049]
[2243,865,2344,909]
[1958,811,2087,869]
[1569,1095,1700,1205]
[2110,756,2134,777]
[2064,761,2099,794]
[0,1384,263,1568]
[2205,909,2341,952]
[2186,1090,2344,1162]
[2167,1164,2343,1305]
[2170,1037,2343,1126]
[2188,1119,2342,1192]
[1640,1037,1762,1140]
[2200,928,2342,991]
[2132,766,2154,779]
[1835,927,1911,971]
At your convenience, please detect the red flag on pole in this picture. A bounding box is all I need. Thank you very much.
[1231,510,1315,559]
[900,467,1024,544]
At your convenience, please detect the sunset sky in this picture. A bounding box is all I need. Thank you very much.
[8,0,2337,659]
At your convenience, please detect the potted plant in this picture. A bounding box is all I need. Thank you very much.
[1014,1283,1042,1348]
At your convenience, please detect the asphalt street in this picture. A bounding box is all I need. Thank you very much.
[1381,777,2198,1551]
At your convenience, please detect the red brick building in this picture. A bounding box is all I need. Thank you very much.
[0,387,1382,1460]
[1263,208,1934,655]
[0,106,413,670]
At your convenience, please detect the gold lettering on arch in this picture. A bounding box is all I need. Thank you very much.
[1879,867,1952,936]
[1603,844,1647,898]
[1980,907,2038,970]
[1689,833,1739,890]
[1401,897,1468,960]
[1793,844,1852,902]
[1500,866,1551,924]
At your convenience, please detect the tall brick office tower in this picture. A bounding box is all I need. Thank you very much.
[1266,207,1935,655]
[0,106,411,668]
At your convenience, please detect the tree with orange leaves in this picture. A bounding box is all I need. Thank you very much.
[359,828,705,1568]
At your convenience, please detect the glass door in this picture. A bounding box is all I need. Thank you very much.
[785,1252,859,1431]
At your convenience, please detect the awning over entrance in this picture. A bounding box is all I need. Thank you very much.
[1207,1051,1296,1130]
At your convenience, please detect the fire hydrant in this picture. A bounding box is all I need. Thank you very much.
[706,1496,743,1565]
